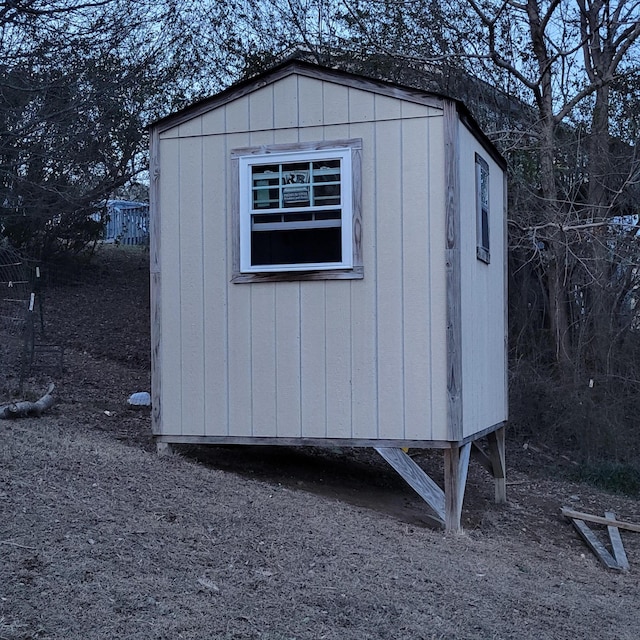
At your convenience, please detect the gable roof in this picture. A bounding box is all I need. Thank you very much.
[150,59,506,169]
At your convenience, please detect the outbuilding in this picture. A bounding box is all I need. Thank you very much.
[149,59,508,531]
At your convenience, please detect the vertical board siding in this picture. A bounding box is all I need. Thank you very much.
[458,125,507,438]
[158,137,182,435]
[275,282,302,437]
[375,94,402,121]
[251,283,278,436]
[298,76,323,127]
[226,133,253,435]
[374,117,405,440]
[323,81,350,125]
[273,74,299,129]
[178,116,202,138]
[225,97,250,133]
[325,281,353,438]
[179,136,206,435]
[249,85,275,132]
[202,106,226,136]
[401,116,433,440]
[348,113,378,438]
[202,133,230,436]
[348,88,376,122]
[320,122,353,438]
[300,282,327,437]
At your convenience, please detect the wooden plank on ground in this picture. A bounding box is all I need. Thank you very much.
[605,511,630,571]
[570,518,621,571]
[561,507,640,534]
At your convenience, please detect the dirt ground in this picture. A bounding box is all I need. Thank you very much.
[1,245,640,640]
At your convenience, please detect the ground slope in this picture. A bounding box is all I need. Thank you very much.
[1,246,639,639]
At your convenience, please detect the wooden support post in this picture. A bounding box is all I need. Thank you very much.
[375,447,445,525]
[487,426,506,504]
[156,441,174,457]
[443,443,471,533]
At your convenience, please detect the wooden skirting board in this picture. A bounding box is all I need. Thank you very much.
[562,507,635,571]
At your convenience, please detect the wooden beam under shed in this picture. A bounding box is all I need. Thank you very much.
[374,447,445,525]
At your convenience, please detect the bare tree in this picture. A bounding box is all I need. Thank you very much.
[0,0,245,258]
[251,0,640,457]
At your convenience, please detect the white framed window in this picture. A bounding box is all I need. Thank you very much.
[475,154,490,264]
[231,140,362,282]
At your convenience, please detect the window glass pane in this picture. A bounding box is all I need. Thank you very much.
[315,211,341,221]
[282,166,310,207]
[252,213,282,224]
[312,160,341,206]
[252,164,280,209]
[251,227,342,265]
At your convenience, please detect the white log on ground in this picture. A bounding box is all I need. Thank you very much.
[0,383,55,419]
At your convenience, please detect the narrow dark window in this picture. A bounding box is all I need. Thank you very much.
[476,154,490,264]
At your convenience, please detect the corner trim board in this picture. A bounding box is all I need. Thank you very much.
[444,100,463,440]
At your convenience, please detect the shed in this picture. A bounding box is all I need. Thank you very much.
[149,60,508,531]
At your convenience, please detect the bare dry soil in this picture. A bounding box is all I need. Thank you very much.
[1,246,640,639]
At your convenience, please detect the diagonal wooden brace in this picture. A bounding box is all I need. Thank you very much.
[374,447,445,524]
[471,426,507,504]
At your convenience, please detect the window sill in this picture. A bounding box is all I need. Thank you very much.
[232,266,364,283]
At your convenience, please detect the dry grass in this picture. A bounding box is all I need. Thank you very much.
[1,245,640,639]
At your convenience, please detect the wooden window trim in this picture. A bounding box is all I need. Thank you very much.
[475,153,490,264]
[231,139,363,283]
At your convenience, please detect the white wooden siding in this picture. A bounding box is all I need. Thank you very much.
[158,137,182,436]
[155,72,499,444]
[458,124,508,438]
[202,133,230,436]
[178,136,205,436]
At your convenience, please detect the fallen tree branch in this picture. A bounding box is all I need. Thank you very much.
[0,383,55,419]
